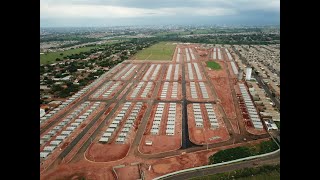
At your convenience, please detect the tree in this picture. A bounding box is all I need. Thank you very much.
[56,58,61,61]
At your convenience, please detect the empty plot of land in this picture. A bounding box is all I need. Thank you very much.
[140,102,182,154]
[187,103,230,145]
[133,42,176,60]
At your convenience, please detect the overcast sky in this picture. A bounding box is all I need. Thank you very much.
[40,0,280,27]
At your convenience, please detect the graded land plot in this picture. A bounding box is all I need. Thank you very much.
[187,103,230,145]
[133,42,176,61]
[206,61,237,120]
[234,84,267,135]
[156,81,182,101]
[140,64,163,81]
[40,101,106,172]
[85,102,148,162]
[115,164,142,180]
[186,81,215,102]
[111,63,141,80]
[139,102,182,154]
[127,81,156,100]
[185,62,207,81]
[162,64,182,81]
[89,81,125,100]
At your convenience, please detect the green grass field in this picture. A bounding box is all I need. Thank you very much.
[207,61,222,70]
[190,164,280,180]
[134,42,176,60]
[40,46,97,64]
[40,41,120,64]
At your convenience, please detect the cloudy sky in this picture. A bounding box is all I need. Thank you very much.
[40,0,280,27]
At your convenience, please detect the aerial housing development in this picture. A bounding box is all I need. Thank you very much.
[40,37,280,179]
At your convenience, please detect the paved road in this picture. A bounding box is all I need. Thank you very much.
[158,150,280,180]
[231,46,280,110]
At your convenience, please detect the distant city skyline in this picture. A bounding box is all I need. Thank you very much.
[40,0,280,27]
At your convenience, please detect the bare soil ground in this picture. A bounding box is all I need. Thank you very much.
[115,165,141,180]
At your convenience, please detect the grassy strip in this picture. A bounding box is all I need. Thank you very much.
[207,61,221,70]
[209,140,278,164]
[189,164,280,180]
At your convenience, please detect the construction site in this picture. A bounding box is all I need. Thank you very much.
[40,42,270,180]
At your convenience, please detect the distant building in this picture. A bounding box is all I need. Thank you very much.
[40,109,46,117]
[246,67,252,80]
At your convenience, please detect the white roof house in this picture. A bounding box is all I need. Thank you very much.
[40,152,50,158]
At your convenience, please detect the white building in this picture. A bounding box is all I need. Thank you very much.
[246,67,252,80]
[40,109,46,118]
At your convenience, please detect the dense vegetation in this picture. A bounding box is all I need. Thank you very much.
[190,164,280,180]
[209,140,278,164]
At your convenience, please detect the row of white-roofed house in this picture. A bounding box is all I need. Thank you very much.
[102,81,121,98]
[199,82,209,99]
[190,82,198,98]
[165,103,176,135]
[193,63,203,80]
[171,82,178,98]
[121,65,137,80]
[112,64,133,80]
[143,64,155,81]
[151,103,165,135]
[141,82,153,98]
[115,102,143,144]
[166,64,173,80]
[176,48,181,62]
[189,48,195,60]
[205,103,219,129]
[185,48,191,62]
[187,63,194,80]
[239,83,264,129]
[174,64,179,81]
[193,103,204,128]
[213,48,217,60]
[40,101,102,159]
[91,81,113,98]
[225,48,233,61]
[131,82,144,98]
[217,48,222,60]
[99,102,132,143]
[230,61,239,75]
[150,64,161,80]
[40,67,109,124]
[161,82,169,98]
